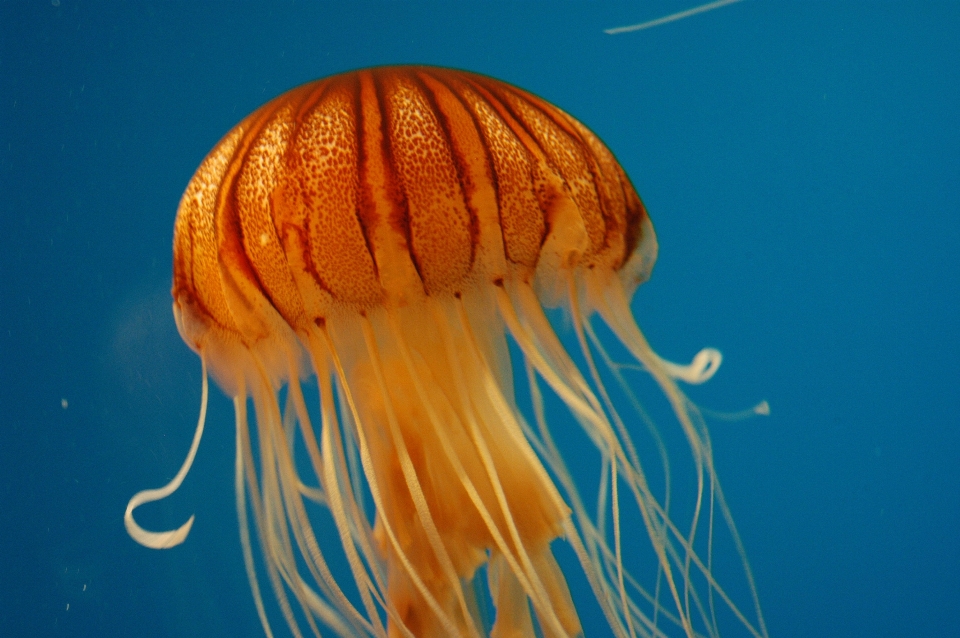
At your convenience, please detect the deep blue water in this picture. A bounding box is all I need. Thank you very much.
[2,2,959,637]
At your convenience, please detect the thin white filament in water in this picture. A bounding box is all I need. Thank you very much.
[701,401,771,421]
[124,355,209,549]
[605,0,745,34]
[657,348,722,385]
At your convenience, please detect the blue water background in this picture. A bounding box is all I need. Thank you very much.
[2,2,958,636]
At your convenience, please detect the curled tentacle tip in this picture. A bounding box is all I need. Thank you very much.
[125,512,195,550]
[662,347,723,384]
[689,347,722,383]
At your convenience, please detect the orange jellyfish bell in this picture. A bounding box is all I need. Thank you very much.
[126,66,767,638]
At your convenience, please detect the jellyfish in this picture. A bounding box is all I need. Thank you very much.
[125,66,766,638]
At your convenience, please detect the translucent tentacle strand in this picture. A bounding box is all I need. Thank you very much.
[125,355,209,549]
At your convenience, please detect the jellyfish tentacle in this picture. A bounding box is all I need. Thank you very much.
[321,324,461,638]
[281,398,331,506]
[314,373,392,637]
[565,275,638,638]
[582,319,674,631]
[605,0,745,35]
[504,282,693,633]
[514,356,632,635]
[428,296,579,637]
[285,350,388,636]
[290,340,413,638]
[699,401,770,421]
[573,307,707,637]
[454,295,595,636]
[315,378,391,637]
[596,285,709,628]
[598,461,765,638]
[308,341,388,588]
[242,370,307,638]
[124,355,209,550]
[698,468,769,638]
[242,368,344,637]
[496,285,647,635]
[428,298,568,626]
[493,286,606,437]
[237,358,315,638]
[268,417,322,638]
[265,366,375,637]
[656,348,723,385]
[363,311,485,638]
[524,342,676,638]
[592,282,770,638]
[234,383,277,638]
[250,350,370,638]
[517,355,632,637]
